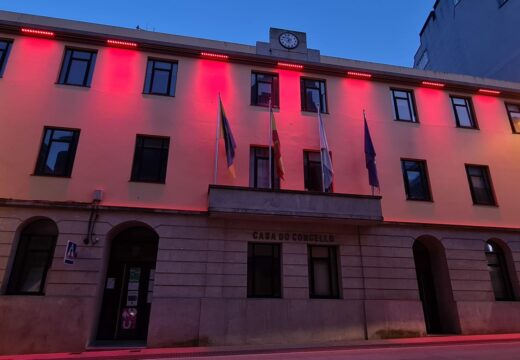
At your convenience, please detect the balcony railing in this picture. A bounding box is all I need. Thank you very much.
[208,185,383,223]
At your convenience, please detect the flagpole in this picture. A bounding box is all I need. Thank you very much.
[269,98,273,189]
[317,103,326,192]
[213,93,221,184]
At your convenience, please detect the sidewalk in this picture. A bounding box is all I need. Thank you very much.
[2,333,520,360]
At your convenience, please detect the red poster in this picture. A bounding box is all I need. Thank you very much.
[121,307,137,330]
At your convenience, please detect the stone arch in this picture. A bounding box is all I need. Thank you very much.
[485,238,519,300]
[413,235,460,334]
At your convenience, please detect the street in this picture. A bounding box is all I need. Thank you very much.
[148,341,520,360]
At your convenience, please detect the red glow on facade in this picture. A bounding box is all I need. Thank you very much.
[21,28,55,37]
[347,71,372,79]
[201,52,229,60]
[106,39,138,48]
[277,62,303,70]
[478,89,501,95]
[421,81,445,88]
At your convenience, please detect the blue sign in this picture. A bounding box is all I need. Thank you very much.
[64,241,77,265]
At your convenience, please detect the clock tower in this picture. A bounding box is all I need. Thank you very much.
[256,28,321,62]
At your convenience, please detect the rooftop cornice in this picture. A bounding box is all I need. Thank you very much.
[1,10,520,99]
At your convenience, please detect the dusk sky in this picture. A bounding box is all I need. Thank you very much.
[1,1,435,67]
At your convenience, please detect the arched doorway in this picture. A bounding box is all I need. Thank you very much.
[97,226,158,343]
[412,236,459,334]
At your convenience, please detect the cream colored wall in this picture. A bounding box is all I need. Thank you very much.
[0,34,519,227]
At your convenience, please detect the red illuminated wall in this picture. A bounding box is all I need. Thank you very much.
[0,33,519,228]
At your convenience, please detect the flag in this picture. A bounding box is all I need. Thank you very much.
[219,96,237,177]
[364,113,380,189]
[270,108,285,180]
[318,110,334,190]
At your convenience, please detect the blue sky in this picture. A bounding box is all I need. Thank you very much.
[1,0,435,67]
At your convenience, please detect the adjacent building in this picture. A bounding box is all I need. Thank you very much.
[1,10,520,356]
[414,0,520,81]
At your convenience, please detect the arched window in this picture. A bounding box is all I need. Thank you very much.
[7,219,58,295]
[485,240,514,301]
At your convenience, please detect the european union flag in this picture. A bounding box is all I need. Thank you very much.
[364,113,379,190]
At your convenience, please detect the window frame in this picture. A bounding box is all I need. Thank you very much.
[308,245,340,299]
[247,242,282,298]
[485,240,514,301]
[6,221,58,296]
[130,134,170,184]
[450,96,479,129]
[0,38,13,77]
[57,47,97,87]
[464,164,497,206]
[143,58,178,97]
[300,77,328,113]
[250,71,279,108]
[391,88,419,123]
[401,158,433,201]
[303,150,333,193]
[505,102,520,134]
[249,146,280,190]
[34,127,80,178]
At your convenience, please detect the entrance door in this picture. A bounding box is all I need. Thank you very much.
[97,227,158,342]
[413,240,442,333]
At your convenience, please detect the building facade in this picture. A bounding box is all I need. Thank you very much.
[1,10,520,355]
[414,0,520,82]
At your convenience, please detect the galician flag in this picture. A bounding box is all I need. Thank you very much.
[270,108,285,180]
[219,96,237,177]
[318,108,334,190]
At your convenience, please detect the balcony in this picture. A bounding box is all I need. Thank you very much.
[208,185,383,223]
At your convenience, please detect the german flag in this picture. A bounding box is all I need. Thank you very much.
[270,109,285,180]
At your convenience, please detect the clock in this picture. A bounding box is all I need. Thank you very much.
[279,32,299,49]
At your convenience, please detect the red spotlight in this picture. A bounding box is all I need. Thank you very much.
[478,89,501,95]
[107,39,138,48]
[347,71,372,79]
[277,62,303,70]
[421,81,445,88]
[21,28,55,37]
[201,52,229,60]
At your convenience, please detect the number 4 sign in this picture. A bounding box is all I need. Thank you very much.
[64,241,77,265]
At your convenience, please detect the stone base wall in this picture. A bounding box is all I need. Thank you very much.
[0,204,520,354]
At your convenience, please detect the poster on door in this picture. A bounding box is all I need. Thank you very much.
[121,307,137,330]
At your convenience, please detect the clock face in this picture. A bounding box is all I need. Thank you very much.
[279,32,299,49]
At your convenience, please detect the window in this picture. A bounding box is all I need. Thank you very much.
[249,146,280,189]
[485,240,514,301]
[465,165,496,206]
[251,72,279,107]
[308,246,339,298]
[58,48,97,87]
[391,89,418,122]
[451,96,478,129]
[304,151,332,192]
[247,243,281,298]
[401,159,432,201]
[301,78,327,113]
[505,103,520,134]
[131,135,170,183]
[7,219,58,295]
[34,127,80,177]
[0,39,13,77]
[143,59,178,96]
